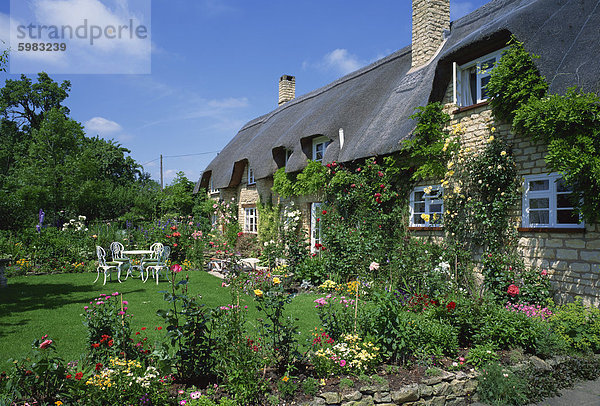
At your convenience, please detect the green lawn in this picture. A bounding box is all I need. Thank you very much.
[0,271,320,371]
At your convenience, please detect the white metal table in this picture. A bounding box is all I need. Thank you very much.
[122,250,154,281]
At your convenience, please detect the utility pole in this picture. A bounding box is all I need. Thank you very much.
[160,154,163,190]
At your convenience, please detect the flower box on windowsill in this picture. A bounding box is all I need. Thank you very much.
[408,226,444,231]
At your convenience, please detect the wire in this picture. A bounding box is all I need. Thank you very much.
[139,151,220,166]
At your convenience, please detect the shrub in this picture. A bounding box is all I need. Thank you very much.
[365,290,458,361]
[313,293,356,340]
[477,362,528,406]
[549,298,600,353]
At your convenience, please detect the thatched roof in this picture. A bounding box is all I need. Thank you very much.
[199,0,600,191]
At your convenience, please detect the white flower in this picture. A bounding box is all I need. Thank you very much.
[369,262,380,271]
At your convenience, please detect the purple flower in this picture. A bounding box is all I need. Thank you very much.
[38,209,45,225]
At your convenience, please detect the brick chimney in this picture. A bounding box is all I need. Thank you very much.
[278,75,295,106]
[411,0,450,69]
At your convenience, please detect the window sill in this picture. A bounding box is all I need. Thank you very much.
[452,101,489,114]
[408,226,444,231]
[247,182,256,187]
[518,227,585,233]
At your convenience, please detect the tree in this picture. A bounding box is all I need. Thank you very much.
[0,72,71,131]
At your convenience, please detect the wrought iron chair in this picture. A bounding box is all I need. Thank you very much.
[141,243,164,281]
[144,246,171,284]
[95,246,123,285]
[109,242,131,279]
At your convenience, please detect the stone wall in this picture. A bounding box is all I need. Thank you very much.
[301,370,478,406]
[441,83,600,306]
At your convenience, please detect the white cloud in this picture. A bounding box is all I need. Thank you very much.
[451,1,475,20]
[9,0,151,73]
[85,116,122,134]
[304,48,366,76]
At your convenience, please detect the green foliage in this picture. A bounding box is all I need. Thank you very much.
[313,293,357,340]
[365,290,458,361]
[2,336,70,405]
[272,160,328,198]
[477,362,528,406]
[82,292,137,362]
[513,89,600,223]
[403,102,456,180]
[481,251,551,305]
[487,36,548,122]
[549,298,600,353]
[467,344,500,369]
[444,136,520,252]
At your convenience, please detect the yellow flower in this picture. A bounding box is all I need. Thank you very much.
[487,135,495,143]
[55,402,63,406]
[273,277,281,285]
[282,376,289,382]
[253,289,263,298]
[423,186,433,195]
[420,213,430,222]
[447,161,454,169]
[500,150,507,156]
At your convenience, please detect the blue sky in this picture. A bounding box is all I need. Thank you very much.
[0,0,490,185]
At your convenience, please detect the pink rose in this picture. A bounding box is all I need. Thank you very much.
[541,269,548,276]
[171,264,182,273]
[39,339,52,349]
[339,359,346,367]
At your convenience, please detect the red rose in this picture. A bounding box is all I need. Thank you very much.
[170,226,177,231]
[378,171,384,177]
[237,232,243,237]
[75,372,83,380]
[65,374,72,379]
[95,363,103,371]
[507,284,520,297]
[91,343,100,348]
[446,301,456,311]
[322,210,327,215]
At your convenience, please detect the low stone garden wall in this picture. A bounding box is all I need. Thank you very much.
[300,355,595,406]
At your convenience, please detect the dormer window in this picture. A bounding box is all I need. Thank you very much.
[247,166,255,185]
[312,136,331,162]
[454,49,505,107]
[209,177,218,194]
[285,149,292,166]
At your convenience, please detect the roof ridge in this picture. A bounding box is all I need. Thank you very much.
[238,46,412,132]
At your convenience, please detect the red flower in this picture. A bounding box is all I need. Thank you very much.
[39,339,52,349]
[237,232,243,237]
[95,363,103,371]
[141,327,147,330]
[378,171,384,177]
[91,343,100,348]
[380,184,385,188]
[446,301,456,311]
[507,284,520,297]
[108,340,114,347]
[172,232,181,237]
[75,372,83,381]
[157,326,163,330]
[322,210,327,215]
[65,374,72,379]
[357,168,361,172]
[170,226,177,231]
[171,264,182,273]
[173,243,178,247]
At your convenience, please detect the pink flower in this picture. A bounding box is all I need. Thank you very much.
[39,339,52,349]
[118,311,125,315]
[122,300,128,305]
[541,269,548,276]
[507,284,520,297]
[171,264,182,273]
[339,359,346,367]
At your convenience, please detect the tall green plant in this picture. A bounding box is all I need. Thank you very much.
[486,36,548,122]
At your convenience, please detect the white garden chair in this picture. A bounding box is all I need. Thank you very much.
[144,246,171,284]
[95,246,123,285]
[109,241,131,279]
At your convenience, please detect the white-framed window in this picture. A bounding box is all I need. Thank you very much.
[310,202,323,252]
[244,207,258,233]
[209,177,218,194]
[312,136,331,162]
[522,173,583,228]
[211,213,218,228]
[247,166,255,185]
[409,185,444,227]
[454,48,506,107]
